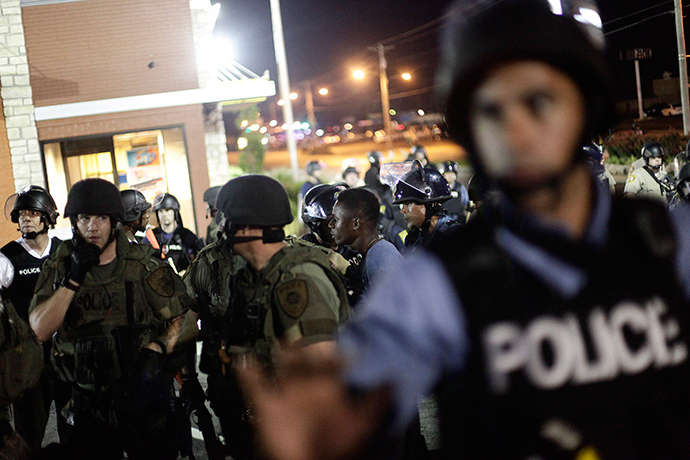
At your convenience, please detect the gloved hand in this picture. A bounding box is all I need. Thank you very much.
[137,348,170,410]
[69,242,101,284]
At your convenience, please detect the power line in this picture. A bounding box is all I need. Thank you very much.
[604,9,673,36]
[603,1,672,26]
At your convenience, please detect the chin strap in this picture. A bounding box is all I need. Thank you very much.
[223,226,286,246]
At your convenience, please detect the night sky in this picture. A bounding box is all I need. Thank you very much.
[214,0,689,126]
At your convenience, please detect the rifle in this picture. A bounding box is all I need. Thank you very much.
[178,373,225,460]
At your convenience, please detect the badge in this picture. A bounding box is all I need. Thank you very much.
[276,279,308,319]
[147,267,175,297]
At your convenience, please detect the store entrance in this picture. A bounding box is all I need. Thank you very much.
[61,136,118,188]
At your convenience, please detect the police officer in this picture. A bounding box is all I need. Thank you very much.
[238,1,690,459]
[0,185,61,450]
[203,185,222,245]
[150,192,204,274]
[670,163,690,208]
[624,142,674,203]
[119,189,151,244]
[29,178,197,460]
[393,162,459,252]
[439,160,470,222]
[185,174,350,460]
[364,151,390,199]
[583,142,616,193]
[301,182,348,251]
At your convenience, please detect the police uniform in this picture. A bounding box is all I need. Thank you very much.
[341,185,690,459]
[151,226,203,273]
[30,229,194,459]
[0,236,61,449]
[623,166,668,203]
[185,240,350,459]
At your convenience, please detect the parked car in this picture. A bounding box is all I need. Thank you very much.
[662,104,683,116]
[644,103,682,118]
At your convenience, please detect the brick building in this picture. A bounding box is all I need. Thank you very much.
[0,0,274,240]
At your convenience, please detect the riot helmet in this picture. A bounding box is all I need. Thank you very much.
[203,185,222,218]
[368,151,384,168]
[64,178,124,248]
[301,183,349,229]
[641,142,665,171]
[216,175,293,244]
[306,161,322,177]
[438,0,615,181]
[153,192,183,228]
[440,161,459,175]
[120,189,151,224]
[583,142,604,174]
[392,162,452,206]
[64,178,125,222]
[5,185,59,239]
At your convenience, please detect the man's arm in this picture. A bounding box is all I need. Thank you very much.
[0,252,15,289]
[29,284,77,342]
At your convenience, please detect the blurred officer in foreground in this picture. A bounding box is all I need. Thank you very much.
[364,151,391,200]
[119,189,151,244]
[624,142,674,203]
[203,185,222,245]
[150,192,204,274]
[393,163,459,252]
[238,1,690,459]
[0,186,61,450]
[439,160,470,222]
[29,178,197,460]
[185,175,351,460]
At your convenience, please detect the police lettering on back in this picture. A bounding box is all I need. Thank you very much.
[485,297,687,393]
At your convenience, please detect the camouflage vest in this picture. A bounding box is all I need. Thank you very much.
[229,244,351,366]
[44,233,169,388]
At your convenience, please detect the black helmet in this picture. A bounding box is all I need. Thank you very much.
[439,0,615,170]
[216,175,293,227]
[367,151,384,167]
[678,163,690,202]
[440,161,459,175]
[392,162,452,205]
[642,142,665,164]
[153,193,180,212]
[64,178,125,222]
[120,189,151,223]
[306,161,322,177]
[583,142,604,173]
[301,183,348,227]
[7,185,59,226]
[203,186,222,207]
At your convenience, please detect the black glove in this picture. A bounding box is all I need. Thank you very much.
[137,347,170,410]
[69,242,101,284]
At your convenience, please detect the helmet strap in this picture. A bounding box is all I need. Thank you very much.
[20,215,50,240]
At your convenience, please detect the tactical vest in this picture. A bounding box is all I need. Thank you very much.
[189,243,246,374]
[153,227,195,273]
[431,198,690,459]
[228,244,350,367]
[0,237,60,321]
[45,236,169,389]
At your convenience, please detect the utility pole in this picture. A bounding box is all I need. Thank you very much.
[675,0,690,135]
[270,0,299,180]
[304,80,316,130]
[376,43,394,155]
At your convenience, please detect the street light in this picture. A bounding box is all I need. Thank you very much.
[318,87,329,96]
[401,72,412,81]
[353,69,365,80]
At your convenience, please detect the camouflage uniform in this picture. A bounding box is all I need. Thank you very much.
[30,229,194,460]
[184,240,350,459]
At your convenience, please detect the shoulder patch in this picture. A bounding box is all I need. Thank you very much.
[276,279,308,319]
[146,266,175,297]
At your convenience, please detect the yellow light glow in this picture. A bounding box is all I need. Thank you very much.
[343,123,353,130]
[401,72,412,81]
[240,120,249,128]
[353,70,365,79]
[318,88,329,96]
[277,99,286,106]
[269,120,278,127]
[237,137,248,150]
[289,92,298,100]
